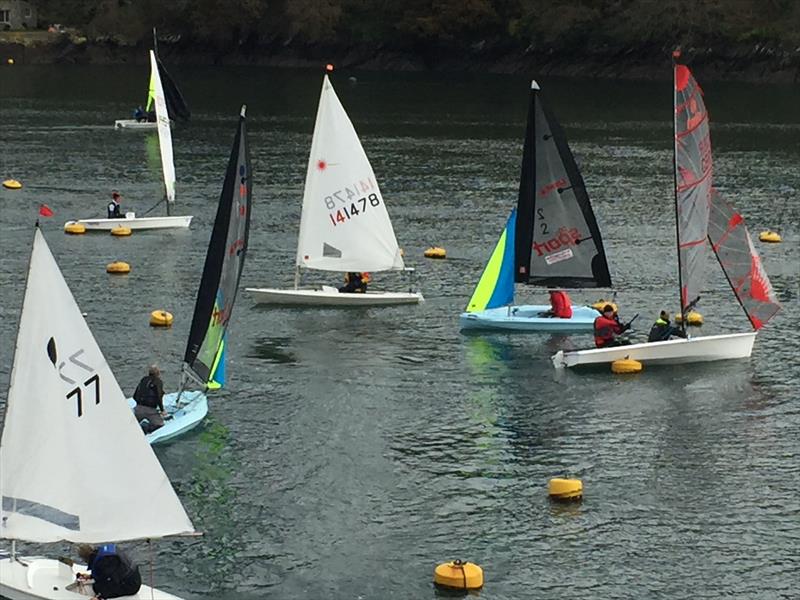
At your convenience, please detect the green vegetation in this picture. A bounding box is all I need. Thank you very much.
[28,0,800,53]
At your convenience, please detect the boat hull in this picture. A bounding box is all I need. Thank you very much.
[551,332,757,369]
[127,390,208,445]
[246,287,424,306]
[460,304,599,332]
[114,119,158,130]
[0,557,184,600]
[65,215,192,231]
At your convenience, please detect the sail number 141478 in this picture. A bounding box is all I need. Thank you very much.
[329,193,381,226]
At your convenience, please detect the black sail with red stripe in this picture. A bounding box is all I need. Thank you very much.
[184,106,252,386]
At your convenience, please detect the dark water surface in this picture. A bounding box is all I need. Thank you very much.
[1,66,799,599]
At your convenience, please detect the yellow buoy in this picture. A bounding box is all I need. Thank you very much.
[675,311,703,326]
[149,310,173,327]
[7,58,14,65]
[592,300,618,314]
[759,231,782,243]
[110,226,132,237]
[424,246,446,259]
[106,261,131,274]
[548,478,583,502]
[611,358,642,374]
[2,179,22,189]
[433,560,483,590]
[64,222,87,235]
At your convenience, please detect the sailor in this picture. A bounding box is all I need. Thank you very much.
[593,304,630,348]
[133,105,145,122]
[146,109,157,122]
[648,310,687,342]
[76,543,142,599]
[541,289,573,318]
[107,192,122,218]
[338,272,369,294]
[132,365,167,434]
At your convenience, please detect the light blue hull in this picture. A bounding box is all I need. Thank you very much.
[127,390,209,445]
[459,304,599,332]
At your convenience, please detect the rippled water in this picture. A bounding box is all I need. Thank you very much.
[1,66,799,599]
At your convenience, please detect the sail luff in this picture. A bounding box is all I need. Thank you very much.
[514,81,537,284]
[184,107,251,386]
[150,50,176,205]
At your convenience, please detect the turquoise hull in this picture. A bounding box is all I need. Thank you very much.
[128,390,208,445]
[460,304,599,332]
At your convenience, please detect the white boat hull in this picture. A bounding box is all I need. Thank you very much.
[246,286,424,306]
[551,332,757,369]
[64,215,192,231]
[114,119,158,130]
[0,557,183,600]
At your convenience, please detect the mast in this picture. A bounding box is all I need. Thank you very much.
[671,49,686,331]
[152,27,158,56]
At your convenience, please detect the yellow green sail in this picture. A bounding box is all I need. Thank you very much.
[466,209,517,312]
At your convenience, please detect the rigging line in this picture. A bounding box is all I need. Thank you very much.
[141,197,166,216]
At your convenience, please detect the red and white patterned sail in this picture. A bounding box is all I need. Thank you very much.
[674,62,713,313]
[707,190,781,330]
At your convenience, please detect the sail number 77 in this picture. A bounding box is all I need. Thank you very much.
[329,194,381,227]
[65,374,101,417]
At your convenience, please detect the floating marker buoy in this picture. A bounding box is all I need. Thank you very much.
[2,179,22,189]
[110,226,132,237]
[106,261,131,274]
[592,300,618,314]
[611,358,642,374]
[759,231,782,243]
[675,311,703,326]
[149,310,173,327]
[7,58,13,65]
[64,222,86,235]
[424,246,446,259]
[548,478,583,502]
[433,560,483,590]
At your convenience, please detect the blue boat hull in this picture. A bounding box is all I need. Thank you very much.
[459,304,599,332]
[128,390,208,445]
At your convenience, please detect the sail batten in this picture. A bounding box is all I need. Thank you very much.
[0,229,194,543]
[295,75,404,273]
[514,82,612,288]
[184,108,251,386]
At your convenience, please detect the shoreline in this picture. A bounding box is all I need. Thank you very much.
[2,35,799,83]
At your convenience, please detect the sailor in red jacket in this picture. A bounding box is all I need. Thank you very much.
[541,289,573,318]
[593,304,630,348]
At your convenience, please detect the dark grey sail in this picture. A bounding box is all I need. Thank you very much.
[514,80,612,288]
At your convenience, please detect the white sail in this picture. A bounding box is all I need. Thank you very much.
[295,75,404,273]
[151,49,176,205]
[0,229,194,543]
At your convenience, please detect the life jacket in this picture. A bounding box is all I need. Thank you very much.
[360,272,371,284]
[648,318,671,342]
[133,376,160,408]
[594,314,622,347]
[550,291,573,318]
[91,544,142,598]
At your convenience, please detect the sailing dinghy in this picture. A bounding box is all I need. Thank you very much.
[460,80,612,332]
[246,74,422,306]
[129,106,252,445]
[0,228,195,600]
[67,50,193,232]
[114,35,190,130]
[552,59,780,369]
